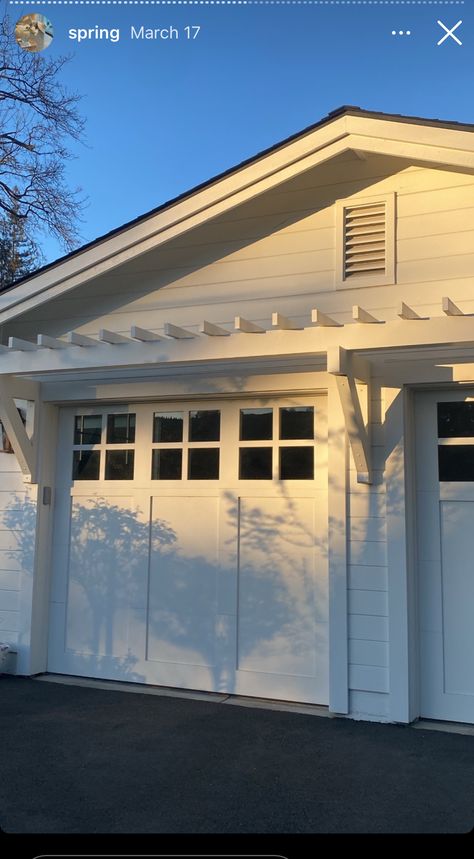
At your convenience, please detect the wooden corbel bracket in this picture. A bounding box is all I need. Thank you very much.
[327,346,372,484]
[0,376,39,483]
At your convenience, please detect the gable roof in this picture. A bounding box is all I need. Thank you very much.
[1,105,474,325]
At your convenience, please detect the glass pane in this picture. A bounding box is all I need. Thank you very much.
[239,447,272,480]
[438,402,474,438]
[153,412,183,443]
[106,413,136,444]
[438,446,474,481]
[72,450,100,480]
[280,446,314,480]
[74,415,102,445]
[188,448,219,480]
[240,408,273,441]
[280,407,314,439]
[152,449,182,480]
[105,450,135,480]
[189,410,220,442]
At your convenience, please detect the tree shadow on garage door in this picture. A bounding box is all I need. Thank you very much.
[4,490,330,699]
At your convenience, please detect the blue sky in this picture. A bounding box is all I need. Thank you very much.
[6,1,473,263]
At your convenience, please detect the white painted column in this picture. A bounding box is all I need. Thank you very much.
[327,375,349,714]
[385,385,414,723]
[24,402,59,674]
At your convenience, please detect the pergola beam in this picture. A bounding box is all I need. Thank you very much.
[164,323,195,339]
[271,312,302,331]
[66,331,97,347]
[2,316,474,376]
[8,337,37,351]
[442,297,466,317]
[398,302,429,321]
[130,325,163,342]
[235,316,265,334]
[37,334,70,349]
[353,305,384,325]
[311,308,343,328]
[199,321,230,337]
[99,329,131,345]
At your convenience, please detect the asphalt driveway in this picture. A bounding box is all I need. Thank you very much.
[0,676,473,834]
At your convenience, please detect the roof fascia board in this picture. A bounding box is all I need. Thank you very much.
[346,115,474,153]
[0,116,348,313]
[342,133,474,170]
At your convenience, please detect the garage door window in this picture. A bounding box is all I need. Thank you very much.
[239,406,315,480]
[107,413,136,444]
[74,415,102,445]
[152,448,182,480]
[153,412,183,443]
[73,450,100,480]
[105,450,135,480]
[152,409,221,480]
[72,414,103,480]
[72,412,136,481]
[438,402,474,481]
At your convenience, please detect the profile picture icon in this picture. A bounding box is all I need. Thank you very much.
[15,13,54,52]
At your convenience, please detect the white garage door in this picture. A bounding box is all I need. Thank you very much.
[47,396,329,704]
[415,390,474,724]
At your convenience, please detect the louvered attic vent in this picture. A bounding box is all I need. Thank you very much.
[343,201,386,279]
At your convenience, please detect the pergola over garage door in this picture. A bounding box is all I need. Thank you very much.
[47,395,329,705]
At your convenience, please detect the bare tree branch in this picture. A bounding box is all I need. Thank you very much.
[0,12,86,250]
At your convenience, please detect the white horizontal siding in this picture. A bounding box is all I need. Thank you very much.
[0,531,22,551]
[349,516,386,542]
[349,540,387,567]
[347,375,391,721]
[0,570,19,590]
[348,590,388,617]
[0,629,19,645]
[0,473,28,492]
[348,565,388,591]
[0,452,25,472]
[0,609,19,631]
[0,492,27,511]
[349,665,389,694]
[0,551,24,573]
[8,165,474,342]
[349,639,388,668]
[349,691,390,721]
[0,454,34,662]
[349,491,386,519]
[348,614,388,641]
[347,380,390,714]
[0,589,19,612]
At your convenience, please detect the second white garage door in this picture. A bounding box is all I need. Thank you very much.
[416,390,474,724]
[48,395,328,704]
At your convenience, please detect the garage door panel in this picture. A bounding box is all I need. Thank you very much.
[440,501,474,696]
[49,492,72,604]
[147,496,219,669]
[65,496,149,657]
[147,610,216,667]
[418,560,442,633]
[237,497,325,679]
[416,491,442,563]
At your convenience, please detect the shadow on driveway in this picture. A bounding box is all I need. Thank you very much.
[1,676,473,834]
